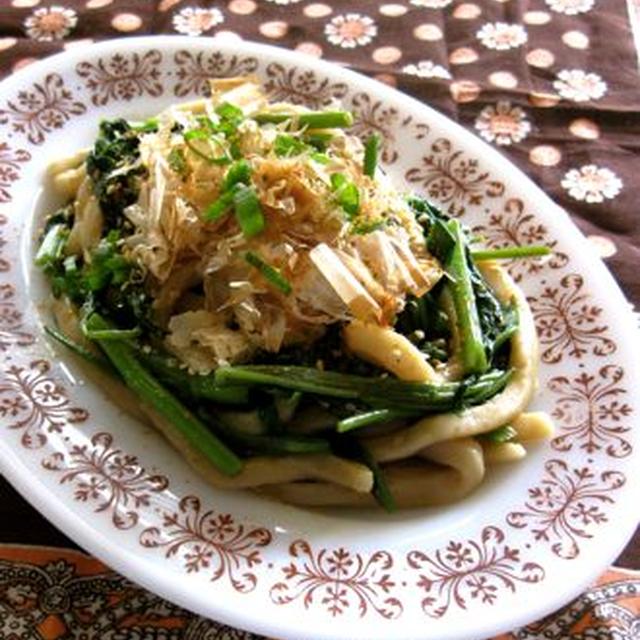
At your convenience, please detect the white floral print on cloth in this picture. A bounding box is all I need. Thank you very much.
[410,0,453,7]
[402,60,451,79]
[561,165,623,203]
[172,7,224,37]
[554,69,608,102]
[545,0,595,15]
[474,101,532,146]
[476,23,528,50]
[324,13,377,49]
[23,5,77,42]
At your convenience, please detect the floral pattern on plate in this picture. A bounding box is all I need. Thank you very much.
[0,38,636,640]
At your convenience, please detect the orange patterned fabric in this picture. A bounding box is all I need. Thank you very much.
[0,544,637,639]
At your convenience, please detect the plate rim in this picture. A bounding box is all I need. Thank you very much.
[0,35,638,640]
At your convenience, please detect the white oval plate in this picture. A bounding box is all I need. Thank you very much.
[0,37,638,640]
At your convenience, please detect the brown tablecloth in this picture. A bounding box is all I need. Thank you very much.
[0,1,639,638]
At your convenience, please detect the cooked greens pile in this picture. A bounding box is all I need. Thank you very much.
[37,96,549,511]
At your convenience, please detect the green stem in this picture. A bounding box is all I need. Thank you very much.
[471,245,551,261]
[82,327,141,341]
[139,351,249,405]
[446,220,488,375]
[215,365,512,411]
[85,313,242,476]
[44,325,111,371]
[253,110,353,129]
[337,409,416,433]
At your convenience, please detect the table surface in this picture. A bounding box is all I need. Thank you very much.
[0,0,639,579]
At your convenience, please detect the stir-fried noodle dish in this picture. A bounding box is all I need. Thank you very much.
[37,77,554,510]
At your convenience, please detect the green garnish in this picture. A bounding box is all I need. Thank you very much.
[203,189,235,222]
[363,133,380,178]
[183,129,230,165]
[304,132,333,150]
[274,134,308,158]
[168,148,188,178]
[215,101,244,122]
[331,173,360,218]
[233,184,265,237]
[245,251,292,295]
[222,159,251,191]
[351,218,385,235]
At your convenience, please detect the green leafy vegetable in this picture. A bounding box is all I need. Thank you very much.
[86,119,146,229]
[35,224,68,271]
[84,312,243,476]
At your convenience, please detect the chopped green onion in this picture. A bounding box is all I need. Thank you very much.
[304,132,333,150]
[245,251,292,295]
[233,184,265,237]
[168,148,188,178]
[471,246,552,261]
[215,101,244,122]
[183,129,230,165]
[363,133,380,178]
[273,134,308,157]
[331,173,360,218]
[480,424,518,444]
[203,189,235,222]
[351,218,385,235]
[311,152,330,164]
[35,224,68,270]
[253,110,353,129]
[222,159,251,191]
